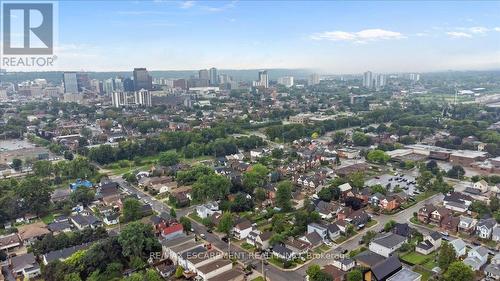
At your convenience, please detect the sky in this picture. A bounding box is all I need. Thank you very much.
[13,0,500,73]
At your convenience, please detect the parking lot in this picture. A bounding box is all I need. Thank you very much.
[365,173,418,196]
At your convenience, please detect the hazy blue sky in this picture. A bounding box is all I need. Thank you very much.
[50,1,500,72]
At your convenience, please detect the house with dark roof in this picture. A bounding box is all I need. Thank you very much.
[366,256,402,281]
[369,233,407,257]
[70,214,102,230]
[332,257,355,272]
[391,223,412,238]
[443,192,473,213]
[354,250,385,268]
[48,221,72,234]
[232,219,253,240]
[9,253,40,279]
[416,232,442,255]
[463,246,488,270]
[42,243,91,265]
[300,231,323,249]
[272,244,295,261]
[476,218,497,239]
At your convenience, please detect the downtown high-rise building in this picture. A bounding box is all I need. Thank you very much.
[76,73,90,92]
[133,68,153,91]
[114,78,125,92]
[103,79,114,95]
[198,69,209,80]
[363,71,373,88]
[209,67,218,85]
[90,79,101,94]
[63,72,78,93]
[112,91,127,108]
[277,76,294,88]
[134,89,152,107]
[253,70,269,88]
[308,73,320,86]
[375,74,386,89]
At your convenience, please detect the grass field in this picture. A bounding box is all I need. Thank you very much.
[401,251,437,266]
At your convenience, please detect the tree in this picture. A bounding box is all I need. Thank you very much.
[271,213,288,233]
[254,187,267,203]
[366,150,390,164]
[444,261,474,281]
[175,266,184,278]
[438,241,457,269]
[118,222,160,259]
[352,132,372,146]
[16,177,51,216]
[361,231,377,245]
[33,160,53,177]
[242,164,269,194]
[192,174,231,203]
[64,150,74,161]
[306,264,332,281]
[179,216,191,232]
[217,212,233,235]
[276,181,293,211]
[346,269,363,281]
[490,196,500,212]
[371,184,387,195]
[12,158,22,171]
[348,172,365,189]
[122,198,142,222]
[426,160,439,174]
[70,187,95,207]
[384,220,396,232]
[318,187,334,202]
[170,208,177,218]
[417,171,433,191]
[159,151,179,167]
[447,165,465,179]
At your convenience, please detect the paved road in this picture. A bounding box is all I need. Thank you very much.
[109,175,194,218]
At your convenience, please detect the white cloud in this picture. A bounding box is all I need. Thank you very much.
[494,27,500,32]
[446,31,472,38]
[201,0,237,13]
[467,26,489,34]
[180,1,195,9]
[311,28,404,43]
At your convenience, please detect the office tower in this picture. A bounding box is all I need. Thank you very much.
[209,67,218,85]
[363,71,373,88]
[308,73,320,86]
[198,69,209,80]
[123,77,134,92]
[76,73,90,92]
[114,78,124,92]
[173,79,188,90]
[103,79,115,95]
[375,74,386,89]
[134,89,152,107]
[63,72,78,93]
[253,70,269,88]
[218,74,231,84]
[133,68,152,91]
[277,76,294,88]
[90,79,101,94]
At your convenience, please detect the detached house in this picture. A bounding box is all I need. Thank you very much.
[429,207,452,226]
[463,246,489,270]
[443,192,473,213]
[232,219,253,240]
[476,218,497,239]
[458,216,477,234]
[418,204,437,224]
[369,233,407,258]
[246,231,272,250]
[416,232,442,255]
[449,238,467,257]
[473,180,489,193]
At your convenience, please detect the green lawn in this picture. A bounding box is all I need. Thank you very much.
[241,242,256,252]
[366,219,378,228]
[188,212,204,224]
[401,251,437,266]
[251,277,265,281]
[413,267,432,281]
[415,190,438,202]
[41,214,55,224]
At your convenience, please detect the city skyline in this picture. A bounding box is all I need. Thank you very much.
[22,0,500,73]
